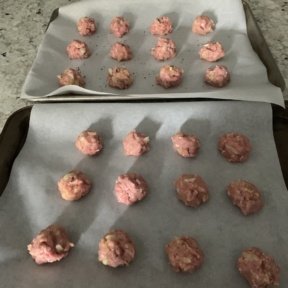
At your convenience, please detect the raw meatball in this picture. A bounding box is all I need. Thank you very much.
[98,230,135,268]
[57,170,91,201]
[165,236,204,272]
[175,174,209,208]
[77,16,96,36]
[151,37,176,61]
[66,40,90,59]
[57,68,85,87]
[27,224,74,265]
[171,132,200,158]
[199,41,225,62]
[227,180,263,215]
[107,67,133,89]
[123,130,150,156]
[110,42,132,62]
[75,130,103,156]
[192,15,215,35]
[156,65,184,88]
[205,65,230,88]
[218,132,251,163]
[237,247,280,288]
[150,16,173,36]
[114,173,148,205]
[110,16,129,38]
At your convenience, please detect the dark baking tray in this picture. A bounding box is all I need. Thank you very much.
[0,103,288,196]
[26,0,285,102]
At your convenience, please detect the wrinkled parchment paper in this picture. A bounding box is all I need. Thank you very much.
[0,101,287,287]
[21,0,284,106]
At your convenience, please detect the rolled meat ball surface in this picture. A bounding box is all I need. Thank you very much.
[156,65,184,88]
[175,174,209,208]
[237,247,280,288]
[57,170,91,201]
[110,16,129,38]
[77,16,96,36]
[107,67,133,89]
[123,130,150,156]
[192,15,215,35]
[166,236,204,272]
[75,130,103,156]
[150,16,173,36]
[98,230,136,268]
[27,224,74,265]
[110,42,132,62]
[227,180,263,216]
[171,132,200,158]
[205,65,230,88]
[57,68,85,87]
[199,41,225,62]
[66,40,90,59]
[114,173,148,205]
[151,37,176,61]
[218,132,251,163]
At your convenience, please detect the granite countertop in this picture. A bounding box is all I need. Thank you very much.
[0,0,287,132]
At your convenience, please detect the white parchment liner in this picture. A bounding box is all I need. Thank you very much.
[21,0,284,106]
[0,101,287,287]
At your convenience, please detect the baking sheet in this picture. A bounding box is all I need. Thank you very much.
[0,101,287,287]
[21,0,284,106]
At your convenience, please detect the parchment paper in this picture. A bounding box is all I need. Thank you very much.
[21,0,284,106]
[0,101,287,287]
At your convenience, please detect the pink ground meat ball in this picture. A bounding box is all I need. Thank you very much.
[66,40,90,59]
[150,16,173,36]
[199,41,225,62]
[114,173,148,205]
[123,130,150,156]
[227,180,263,216]
[205,65,230,88]
[77,16,96,36]
[237,247,280,288]
[107,67,133,89]
[156,65,184,88]
[27,224,74,265]
[175,174,209,208]
[75,130,103,156]
[57,170,91,201]
[151,37,176,61]
[192,15,215,35]
[57,68,85,87]
[171,132,200,158]
[166,236,204,273]
[218,132,251,163]
[98,230,136,268]
[110,42,132,62]
[110,16,129,38]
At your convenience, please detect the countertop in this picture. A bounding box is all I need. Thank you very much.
[0,0,288,132]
